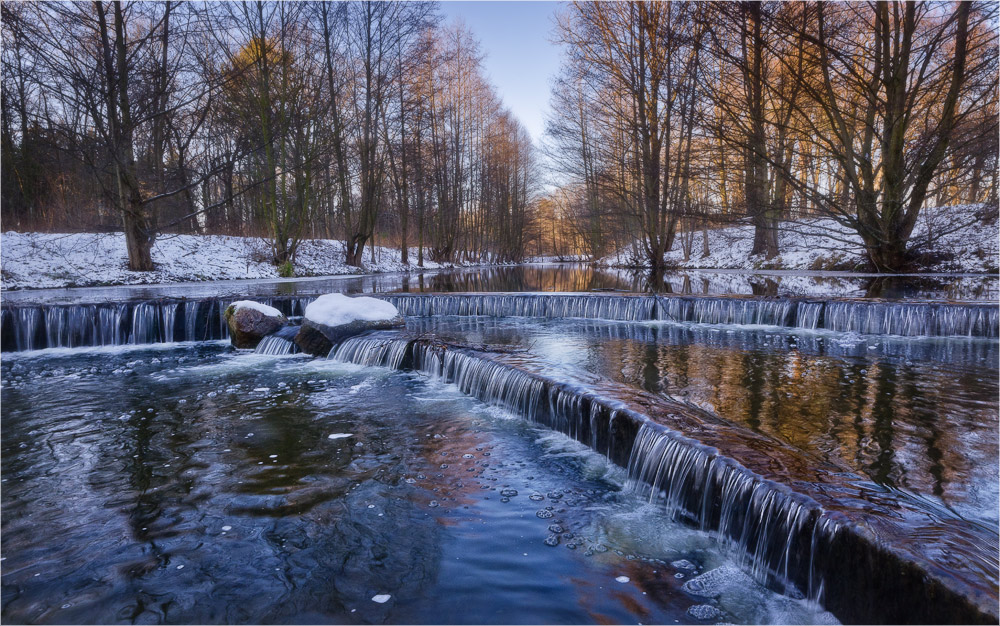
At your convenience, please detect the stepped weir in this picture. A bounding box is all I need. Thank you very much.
[323,331,997,624]
[2,292,997,351]
[2,287,997,624]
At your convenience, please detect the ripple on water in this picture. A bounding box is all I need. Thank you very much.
[1,339,847,625]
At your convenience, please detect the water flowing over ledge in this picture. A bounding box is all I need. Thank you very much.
[2,292,997,351]
[382,293,999,337]
[325,331,997,625]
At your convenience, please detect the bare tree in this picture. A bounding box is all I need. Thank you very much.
[789,1,997,271]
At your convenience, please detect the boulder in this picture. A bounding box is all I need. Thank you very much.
[294,316,405,356]
[293,293,404,356]
[224,300,288,349]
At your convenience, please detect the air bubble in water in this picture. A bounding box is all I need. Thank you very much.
[686,605,722,621]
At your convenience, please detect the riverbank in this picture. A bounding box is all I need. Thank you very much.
[0,232,512,290]
[598,204,998,274]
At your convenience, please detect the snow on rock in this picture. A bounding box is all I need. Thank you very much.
[225,300,288,349]
[295,294,403,356]
[230,300,283,318]
[304,294,399,327]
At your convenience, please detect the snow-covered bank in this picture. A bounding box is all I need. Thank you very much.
[599,204,999,274]
[0,232,508,290]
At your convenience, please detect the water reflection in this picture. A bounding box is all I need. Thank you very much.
[0,346,833,625]
[4,263,997,305]
[410,316,999,526]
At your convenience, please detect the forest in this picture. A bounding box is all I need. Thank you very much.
[2,1,997,274]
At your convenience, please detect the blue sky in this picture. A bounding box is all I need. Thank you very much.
[438,1,563,147]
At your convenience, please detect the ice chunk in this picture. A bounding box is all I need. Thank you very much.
[328,433,352,440]
[371,594,391,604]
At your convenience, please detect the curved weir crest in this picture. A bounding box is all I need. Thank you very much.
[324,331,997,625]
[2,287,997,623]
[3,292,998,351]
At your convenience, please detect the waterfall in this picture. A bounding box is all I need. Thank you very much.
[626,424,820,595]
[685,298,797,326]
[822,300,999,337]
[382,293,653,320]
[328,333,831,599]
[1,301,990,622]
[3,293,997,351]
[255,326,301,356]
[0,296,317,351]
[382,293,997,337]
[796,301,824,329]
[328,331,412,368]
[324,333,995,624]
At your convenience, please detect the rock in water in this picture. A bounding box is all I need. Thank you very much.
[294,294,404,356]
[224,301,288,349]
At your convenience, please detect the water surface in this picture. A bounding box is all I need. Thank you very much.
[1,344,832,624]
[4,264,996,305]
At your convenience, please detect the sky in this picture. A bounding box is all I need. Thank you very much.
[438,1,563,148]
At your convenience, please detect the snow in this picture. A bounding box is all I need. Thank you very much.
[599,204,998,274]
[0,232,506,290]
[230,300,282,318]
[304,293,399,327]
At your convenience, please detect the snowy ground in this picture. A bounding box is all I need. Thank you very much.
[599,204,999,274]
[0,232,504,290]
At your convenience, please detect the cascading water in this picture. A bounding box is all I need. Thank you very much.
[3,292,997,352]
[326,333,839,605]
[0,297,313,351]
[382,293,998,337]
[626,424,824,598]
[821,300,999,337]
[1,288,994,623]
[328,331,411,368]
[323,330,996,624]
[254,325,301,356]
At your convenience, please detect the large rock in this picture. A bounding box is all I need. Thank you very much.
[224,301,288,349]
[293,293,404,356]
[294,316,405,356]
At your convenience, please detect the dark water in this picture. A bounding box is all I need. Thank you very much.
[0,345,833,625]
[3,264,997,305]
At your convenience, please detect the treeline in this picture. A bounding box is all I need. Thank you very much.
[545,1,998,272]
[1,1,537,270]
